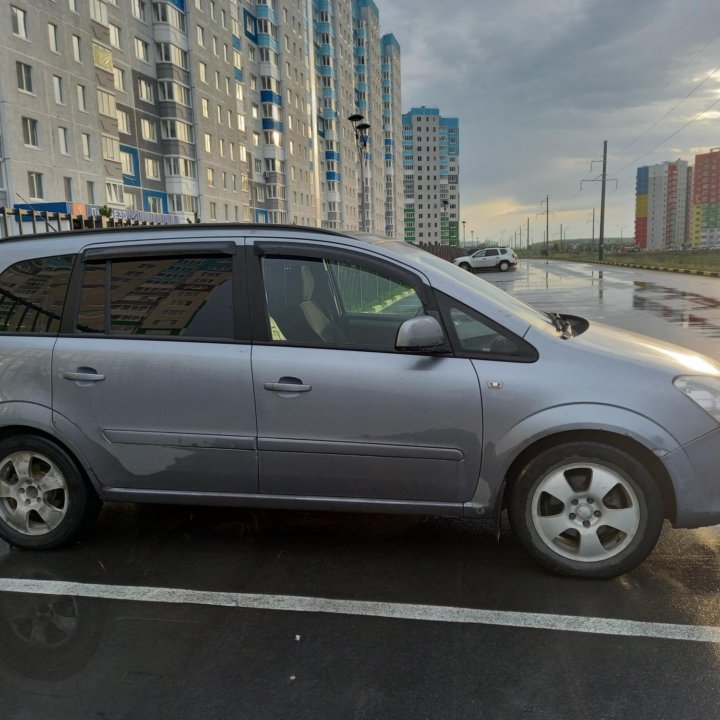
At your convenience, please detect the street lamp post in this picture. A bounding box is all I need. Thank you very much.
[348,114,371,232]
[462,220,466,247]
[471,230,474,244]
[441,199,449,244]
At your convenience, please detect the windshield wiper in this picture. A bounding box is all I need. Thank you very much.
[547,312,573,338]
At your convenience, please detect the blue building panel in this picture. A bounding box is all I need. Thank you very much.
[234,68,243,82]
[142,189,168,214]
[325,151,340,161]
[385,153,393,161]
[167,0,185,10]
[243,9,257,43]
[232,34,242,51]
[326,171,341,181]
[384,139,393,146]
[260,90,283,105]
[120,145,141,187]
[261,119,284,132]
[255,209,270,224]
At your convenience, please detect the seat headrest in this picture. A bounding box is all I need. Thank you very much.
[300,265,315,302]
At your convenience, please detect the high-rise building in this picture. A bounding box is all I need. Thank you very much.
[402,107,460,245]
[690,147,720,248]
[634,160,691,250]
[0,0,401,233]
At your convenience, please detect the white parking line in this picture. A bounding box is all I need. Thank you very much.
[1,576,719,644]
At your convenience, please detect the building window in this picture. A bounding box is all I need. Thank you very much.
[135,37,149,62]
[81,133,91,159]
[11,6,27,39]
[106,180,124,205]
[58,127,69,155]
[89,0,108,25]
[138,78,153,102]
[121,150,134,175]
[108,23,121,48]
[22,117,39,148]
[16,62,32,93]
[117,110,130,134]
[197,25,205,46]
[77,84,87,111]
[199,62,207,83]
[64,177,73,202]
[97,89,116,117]
[209,202,217,220]
[87,181,96,204]
[140,119,156,141]
[145,157,160,179]
[101,135,120,162]
[201,97,209,118]
[48,23,59,52]
[204,132,212,153]
[72,35,81,62]
[52,75,64,104]
[113,67,125,92]
[27,171,44,199]
[131,0,146,21]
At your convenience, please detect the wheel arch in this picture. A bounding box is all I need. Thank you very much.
[499,429,677,523]
[0,423,99,493]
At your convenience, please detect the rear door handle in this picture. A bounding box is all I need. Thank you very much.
[63,370,105,382]
[264,378,311,393]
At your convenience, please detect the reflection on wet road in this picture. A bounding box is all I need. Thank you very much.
[487,260,720,358]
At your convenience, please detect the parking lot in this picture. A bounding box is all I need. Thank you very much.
[3,259,720,719]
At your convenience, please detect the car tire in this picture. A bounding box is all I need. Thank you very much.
[459,262,471,271]
[508,441,664,578]
[0,435,102,550]
[498,260,510,272]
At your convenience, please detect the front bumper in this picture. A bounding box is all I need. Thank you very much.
[663,427,720,528]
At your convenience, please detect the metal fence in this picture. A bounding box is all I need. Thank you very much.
[0,207,162,240]
[416,242,471,263]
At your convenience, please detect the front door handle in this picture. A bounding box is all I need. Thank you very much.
[264,377,311,393]
[63,369,105,382]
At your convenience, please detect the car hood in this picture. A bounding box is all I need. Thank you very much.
[569,321,720,376]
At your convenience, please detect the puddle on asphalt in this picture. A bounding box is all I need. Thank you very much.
[633,282,720,338]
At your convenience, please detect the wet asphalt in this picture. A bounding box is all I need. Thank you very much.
[3,259,720,720]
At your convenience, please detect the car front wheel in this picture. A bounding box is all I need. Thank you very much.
[459,262,471,271]
[0,435,101,550]
[508,441,664,578]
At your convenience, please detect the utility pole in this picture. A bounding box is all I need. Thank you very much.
[538,196,550,263]
[527,216,530,250]
[581,142,616,261]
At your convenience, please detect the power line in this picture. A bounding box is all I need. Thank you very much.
[619,32,720,149]
[612,94,720,177]
[620,58,720,153]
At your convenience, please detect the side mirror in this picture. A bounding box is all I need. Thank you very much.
[395,316,449,353]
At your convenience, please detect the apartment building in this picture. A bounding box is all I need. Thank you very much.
[691,148,720,248]
[0,0,401,233]
[634,159,691,250]
[402,106,460,245]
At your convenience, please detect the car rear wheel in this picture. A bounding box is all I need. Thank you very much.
[0,435,101,550]
[508,441,664,578]
[498,260,510,272]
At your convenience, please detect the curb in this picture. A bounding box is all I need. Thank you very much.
[570,259,720,278]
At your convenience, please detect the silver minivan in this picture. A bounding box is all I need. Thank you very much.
[1,225,719,578]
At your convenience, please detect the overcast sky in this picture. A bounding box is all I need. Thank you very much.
[377,0,720,245]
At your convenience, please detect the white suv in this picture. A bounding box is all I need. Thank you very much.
[453,247,518,272]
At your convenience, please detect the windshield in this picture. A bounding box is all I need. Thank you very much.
[398,244,554,327]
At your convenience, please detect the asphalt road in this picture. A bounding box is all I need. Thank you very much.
[3,259,720,720]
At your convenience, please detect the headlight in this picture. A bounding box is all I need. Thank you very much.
[674,376,720,423]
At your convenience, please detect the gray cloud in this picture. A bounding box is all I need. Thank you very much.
[378,0,720,240]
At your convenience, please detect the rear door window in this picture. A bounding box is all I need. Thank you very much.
[76,255,236,339]
[0,255,73,334]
